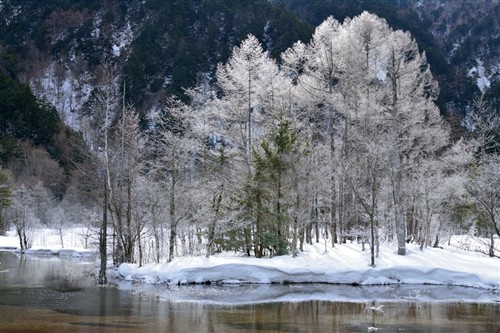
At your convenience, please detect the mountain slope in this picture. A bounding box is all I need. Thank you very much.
[0,0,312,126]
[0,0,498,133]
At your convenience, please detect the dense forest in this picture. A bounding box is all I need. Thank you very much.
[0,1,498,281]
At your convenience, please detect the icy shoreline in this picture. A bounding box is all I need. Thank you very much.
[0,229,97,258]
[1,229,498,290]
[116,242,500,290]
[16,248,97,259]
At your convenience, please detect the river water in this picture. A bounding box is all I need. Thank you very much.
[0,251,498,332]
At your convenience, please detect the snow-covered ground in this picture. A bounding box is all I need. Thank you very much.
[0,228,97,258]
[117,240,499,290]
[1,229,498,290]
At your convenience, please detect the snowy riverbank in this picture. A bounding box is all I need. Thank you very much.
[1,229,498,289]
[0,229,97,258]
[116,239,500,290]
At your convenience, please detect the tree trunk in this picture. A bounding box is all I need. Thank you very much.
[151,206,160,264]
[98,178,108,285]
[390,49,406,256]
[329,111,337,247]
[125,172,133,262]
[306,220,312,245]
[16,226,24,252]
[168,227,176,263]
[58,227,64,249]
[206,191,222,258]
[370,214,375,267]
[168,175,176,263]
[291,192,300,257]
[338,181,345,243]
[114,215,124,264]
[489,233,495,257]
[244,227,252,257]
[246,69,253,174]
[433,234,440,248]
[314,197,320,244]
[206,219,216,258]
[331,219,337,247]
[22,230,28,250]
[299,227,304,252]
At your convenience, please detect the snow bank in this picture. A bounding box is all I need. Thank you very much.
[116,242,500,290]
[20,248,97,259]
[1,228,497,290]
[0,228,97,258]
[0,230,19,249]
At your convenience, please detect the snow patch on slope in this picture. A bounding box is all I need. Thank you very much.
[447,32,471,63]
[30,63,93,130]
[467,58,491,94]
[112,21,134,57]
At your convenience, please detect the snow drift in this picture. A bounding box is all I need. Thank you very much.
[116,242,499,289]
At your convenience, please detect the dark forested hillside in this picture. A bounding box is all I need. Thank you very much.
[0,0,312,117]
[411,0,499,116]
[0,73,57,142]
[1,0,497,123]
[122,0,312,107]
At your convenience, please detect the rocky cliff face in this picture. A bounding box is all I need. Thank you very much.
[412,0,499,120]
[1,1,143,129]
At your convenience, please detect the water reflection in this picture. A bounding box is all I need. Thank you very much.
[125,281,500,305]
[0,250,95,289]
[0,251,499,333]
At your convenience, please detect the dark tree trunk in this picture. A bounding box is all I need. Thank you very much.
[98,178,108,285]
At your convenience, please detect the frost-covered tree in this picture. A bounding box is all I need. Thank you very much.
[282,17,344,247]
[47,205,66,248]
[282,12,450,256]
[216,34,281,171]
[109,103,145,264]
[6,184,43,251]
[383,28,449,254]
[403,139,472,251]
[213,35,295,256]
[149,97,200,262]
[341,121,389,266]
[138,177,168,264]
[468,97,500,157]
[464,98,500,257]
[466,155,500,256]
[334,13,391,251]
[201,146,234,258]
[79,63,121,284]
